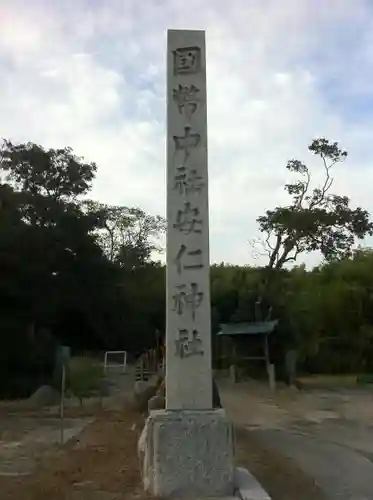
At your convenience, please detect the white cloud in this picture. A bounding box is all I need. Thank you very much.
[1,0,373,267]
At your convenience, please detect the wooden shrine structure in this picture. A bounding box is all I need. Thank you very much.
[217,319,278,385]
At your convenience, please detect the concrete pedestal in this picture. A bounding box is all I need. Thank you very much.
[138,409,235,497]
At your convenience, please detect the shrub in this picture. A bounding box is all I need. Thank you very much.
[67,356,104,404]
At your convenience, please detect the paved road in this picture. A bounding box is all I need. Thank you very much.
[252,427,373,500]
[220,382,373,500]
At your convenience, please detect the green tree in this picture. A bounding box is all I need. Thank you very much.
[82,201,166,268]
[256,138,373,269]
[209,255,373,375]
[0,139,166,395]
[1,140,96,200]
[252,138,373,349]
[0,141,115,349]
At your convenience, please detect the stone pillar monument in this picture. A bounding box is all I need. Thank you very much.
[166,29,212,410]
[139,29,235,498]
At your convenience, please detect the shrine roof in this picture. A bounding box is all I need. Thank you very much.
[217,320,278,336]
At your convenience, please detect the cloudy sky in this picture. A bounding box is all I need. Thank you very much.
[1,0,373,266]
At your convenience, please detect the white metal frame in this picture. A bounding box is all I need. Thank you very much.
[104,350,127,374]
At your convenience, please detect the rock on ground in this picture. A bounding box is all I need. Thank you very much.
[28,385,60,408]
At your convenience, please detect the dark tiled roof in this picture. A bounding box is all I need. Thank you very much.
[217,319,278,336]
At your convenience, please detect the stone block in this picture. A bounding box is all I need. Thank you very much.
[28,385,60,408]
[233,467,271,500]
[165,29,213,411]
[148,395,165,412]
[133,381,158,413]
[134,380,149,395]
[138,408,235,497]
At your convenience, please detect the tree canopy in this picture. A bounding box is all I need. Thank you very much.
[1,136,373,398]
[256,138,373,269]
[0,139,165,397]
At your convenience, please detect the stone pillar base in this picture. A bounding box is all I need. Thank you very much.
[138,409,235,498]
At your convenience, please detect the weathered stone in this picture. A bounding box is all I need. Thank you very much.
[146,374,160,391]
[154,376,221,408]
[28,385,60,408]
[165,28,212,411]
[148,395,165,412]
[234,467,271,500]
[139,409,234,497]
[138,28,235,499]
[133,381,158,413]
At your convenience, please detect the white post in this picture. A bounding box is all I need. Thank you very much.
[166,29,212,410]
[104,351,108,374]
[123,351,127,373]
[104,350,127,374]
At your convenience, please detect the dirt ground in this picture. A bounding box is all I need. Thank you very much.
[1,372,372,500]
[219,378,373,429]
[0,399,327,500]
[0,404,148,500]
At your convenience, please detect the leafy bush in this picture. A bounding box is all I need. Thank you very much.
[67,357,104,404]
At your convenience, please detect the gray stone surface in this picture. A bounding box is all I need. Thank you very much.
[137,29,237,499]
[133,380,150,395]
[133,379,159,413]
[139,409,235,497]
[234,467,271,500]
[166,28,212,410]
[148,395,165,412]
[28,384,60,407]
[252,428,373,499]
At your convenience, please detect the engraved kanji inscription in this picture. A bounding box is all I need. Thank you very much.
[173,46,201,75]
[173,126,200,167]
[174,168,204,196]
[175,328,204,358]
[174,201,202,234]
[173,282,204,320]
[173,84,200,122]
[174,244,203,275]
